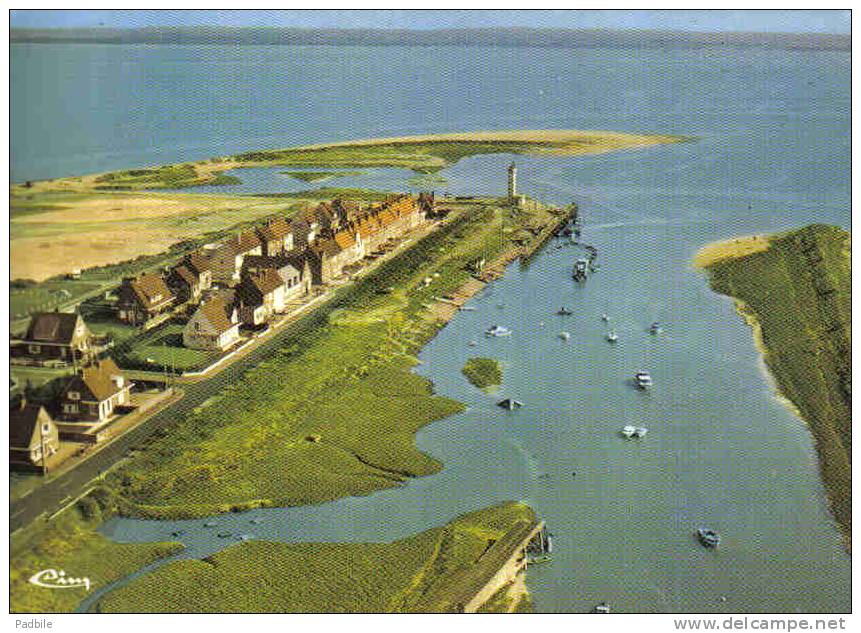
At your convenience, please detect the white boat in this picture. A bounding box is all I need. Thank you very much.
[594,602,611,614]
[605,330,618,343]
[620,426,648,439]
[559,331,571,340]
[635,371,653,389]
[459,305,477,312]
[601,314,610,322]
[485,325,511,337]
[649,321,662,335]
[497,398,524,410]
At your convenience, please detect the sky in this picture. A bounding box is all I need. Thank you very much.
[9,9,852,34]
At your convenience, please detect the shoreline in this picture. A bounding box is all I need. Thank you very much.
[695,226,852,551]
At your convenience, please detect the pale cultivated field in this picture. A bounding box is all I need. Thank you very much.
[11,130,686,281]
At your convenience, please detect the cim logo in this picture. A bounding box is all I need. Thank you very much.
[28,569,91,591]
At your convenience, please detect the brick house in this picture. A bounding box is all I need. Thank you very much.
[9,401,59,470]
[117,273,175,326]
[167,264,204,304]
[59,358,131,427]
[308,229,364,285]
[183,294,241,351]
[15,312,92,364]
[256,217,294,256]
[237,268,287,325]
[208,230,263,285]
[242,253,310,300]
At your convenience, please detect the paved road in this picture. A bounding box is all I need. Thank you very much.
[10,289,342,533]
[9,218,445,533]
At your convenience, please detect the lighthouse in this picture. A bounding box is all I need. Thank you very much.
[507,162,517,202]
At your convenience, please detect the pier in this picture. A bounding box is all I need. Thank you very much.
[447,519,548,613]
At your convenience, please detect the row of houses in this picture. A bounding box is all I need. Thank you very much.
[10,357,132,468]
[109,194,429,350]
[10,194,435,470]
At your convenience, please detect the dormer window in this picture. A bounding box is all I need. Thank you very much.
[42,423,51,434]
[68,391,80,400]
[111,376,124,388]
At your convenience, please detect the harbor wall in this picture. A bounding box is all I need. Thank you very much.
[459,520,545,613]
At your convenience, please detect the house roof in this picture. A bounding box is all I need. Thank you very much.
[65,357,126,403]
[239,269,285,304]
[126,273,173,309]
[10,402,52,449]
[196,296,237,334]
[242,255,300,282]
[257,217,292,242]
[312,238,342,258]
[282,249,309,274]
[171,265,198,287]
[183,251,212,274]
[333,230,356,250]
[226,230,262,255]
[24,312,82,344]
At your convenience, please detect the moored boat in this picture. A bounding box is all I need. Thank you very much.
[634,371,653,389]
[485,324,511,337]
[697,528,721,548]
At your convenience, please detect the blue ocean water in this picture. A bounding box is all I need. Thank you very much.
[12,42,850,613]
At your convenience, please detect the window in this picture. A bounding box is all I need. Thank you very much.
[63,403,78,414]
[28,344,41,354]
[68,391,80,401]
[42,424,51,435]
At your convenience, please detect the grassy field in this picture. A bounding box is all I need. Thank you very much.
[96,198,557,519]
[10,508,182,613]
[10,195,555,613]
[10,130,683,282]
[94,502,535,613]
[461,357,503,390]
[118,322,221,372]
[698,224,851,547]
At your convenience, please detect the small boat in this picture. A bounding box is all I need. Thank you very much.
[649,322,662,335]
[601,314,610,322]
[238,534,253,541]
[170,530,185,537]
[634,371,653,389]
[459,305,477,312]
[468,340,478,347]
[249,518,261,525]
[697,528,721,548]
[594,602,611,614]
[573,258,589,281]
[605,330,618,343]
[217,531,232,538]
[557,307,574,316]
[485,324,511,337]
[619,426,648,438]
[559,331,571,341]
[497,398,524,411]
[203,521,217,528]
